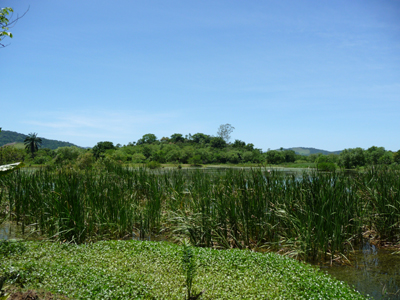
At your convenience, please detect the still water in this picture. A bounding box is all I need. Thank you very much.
[0,222,17,240]
[317,243,400,299]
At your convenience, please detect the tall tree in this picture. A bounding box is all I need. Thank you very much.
[393,150,400,164]
[137,133,157,145]
[217,124,235,143]
[91,141,115,159]
[190,133,211,144]
[210,137,226,149]
[170,133,185,143]
[24,132,42,158]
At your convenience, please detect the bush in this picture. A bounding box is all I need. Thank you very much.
[266,150,285,164]
[146,161,161,169]
[210,137,226,149]
[132,153,146,163]
[54,146,83,165]
[317,162,336,172]
[0,146,25,165]
[189,155,202,166]
[76,152,94,170]
[108,149,128,162]
[33,155,49,165]
[242,151,254,163]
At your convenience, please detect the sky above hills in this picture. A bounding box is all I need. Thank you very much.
[1,0,399,151]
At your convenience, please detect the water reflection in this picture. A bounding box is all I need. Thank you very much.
[131,232,168,242]
[0,222,19,240]
[0,222,41,241]
[319,243,400,299]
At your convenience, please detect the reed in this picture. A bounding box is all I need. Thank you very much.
[356,166,400,241]
[0,162,399,261]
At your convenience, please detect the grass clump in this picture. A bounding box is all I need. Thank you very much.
[1,240,368,299]
[316,162,336,172]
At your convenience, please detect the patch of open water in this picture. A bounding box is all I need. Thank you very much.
[0,221,19,240]
[315,243,400,299]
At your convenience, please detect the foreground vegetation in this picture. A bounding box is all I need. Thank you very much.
[1,163,399,262]
[1,240,367,299]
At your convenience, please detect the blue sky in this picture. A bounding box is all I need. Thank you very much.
[1,0,399,151]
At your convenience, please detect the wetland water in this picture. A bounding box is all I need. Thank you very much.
[316,244,400,300]
[1,222,399,299]
[2,167,399,299]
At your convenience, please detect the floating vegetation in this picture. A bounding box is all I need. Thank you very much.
[0,240,368,299]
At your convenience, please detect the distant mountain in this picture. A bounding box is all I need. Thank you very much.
[0,130,80,150]
[287,147,342,156]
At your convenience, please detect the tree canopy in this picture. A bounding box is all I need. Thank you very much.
[92,141,115,159]
[217,124,235,143]
[137,133,157,145]
[24,133,42,158]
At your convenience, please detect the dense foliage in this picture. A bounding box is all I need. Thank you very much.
[1,130,399,169]
[0,146,25,165]
[1,164,399,262]
[1,240,367,299]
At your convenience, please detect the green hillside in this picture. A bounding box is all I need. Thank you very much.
[2,142,25,149]
[288,147,342,156]
[0,130,79,150]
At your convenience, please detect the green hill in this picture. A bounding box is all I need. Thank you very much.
[0,130,79,150]
[288,147,342,156]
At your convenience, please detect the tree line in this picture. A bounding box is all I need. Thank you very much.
[0,130,399,169]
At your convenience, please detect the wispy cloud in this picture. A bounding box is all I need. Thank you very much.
[23,109,180,147]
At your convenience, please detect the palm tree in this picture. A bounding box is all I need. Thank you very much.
[24,132,42,158]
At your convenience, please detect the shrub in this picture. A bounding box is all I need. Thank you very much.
[317,162,336,172]
[0,146,25,165]
[146,161,161,169]
[33,155,49,165]
[132,153,146,163]
[266,150,285,164]
[76,152,94,170]
[189,155,202,166]
[227,151,240,164]
[54,146,83,165]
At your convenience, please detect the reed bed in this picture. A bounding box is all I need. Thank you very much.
[0,162,399,261]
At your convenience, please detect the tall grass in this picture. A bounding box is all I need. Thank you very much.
[0,162,399,261]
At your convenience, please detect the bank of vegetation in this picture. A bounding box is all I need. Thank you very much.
[1,131,399,171]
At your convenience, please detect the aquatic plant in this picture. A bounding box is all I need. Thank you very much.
[1,240,368,299]
[181,239,200,299]
[0,163,399,261]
